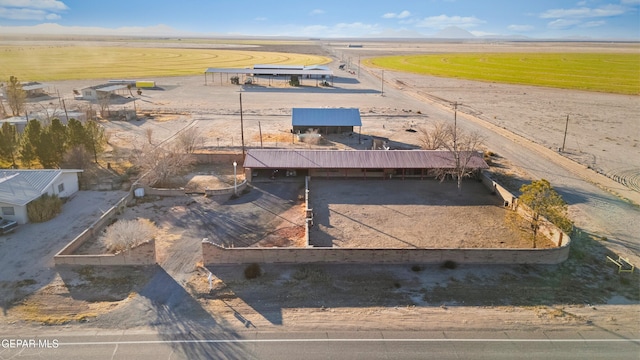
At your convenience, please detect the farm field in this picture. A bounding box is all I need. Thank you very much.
[365,53,640,95]
[0,45,331,81]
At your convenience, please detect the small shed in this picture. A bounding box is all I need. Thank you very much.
[80,84,128,100]
[292,108,362,135]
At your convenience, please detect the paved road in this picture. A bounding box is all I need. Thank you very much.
[1,329,638,359]
[353,63,640,264]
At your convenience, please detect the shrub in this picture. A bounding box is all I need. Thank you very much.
[289,75,300,87]
[230,76,240,85]
[27,193,63,223]
[244,263,261,279]
[101,218,157,253]
[411,265,423,272]
[441,260,458,269]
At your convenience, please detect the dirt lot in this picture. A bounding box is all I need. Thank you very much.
[1,40,637,336]
[309,179,549,248]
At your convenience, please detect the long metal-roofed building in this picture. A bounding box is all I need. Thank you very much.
[204,64,334,85]
[243,149,489,180]
[292,108,362,135]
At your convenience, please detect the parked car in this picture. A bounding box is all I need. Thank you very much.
[0,217,18,235]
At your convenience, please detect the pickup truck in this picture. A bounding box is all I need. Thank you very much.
[0,217,18,235]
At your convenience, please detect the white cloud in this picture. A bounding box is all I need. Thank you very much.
[0,23,199,37]
[547,18,581,29]
[508,24,534,32]
[310,9,325,15]
[382,10,411,19]
[0,7,48,20]
[416,14,485,29]
[0,0,68,11]
[541,5,626,19]
[254,16,267,21]
[0,0,67,20]
[580,20,606,27]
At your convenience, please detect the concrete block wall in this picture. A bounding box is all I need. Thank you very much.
[480,172,570,247]
[54,190,156,266]
[202,239,570,265]
[55,239,157,266]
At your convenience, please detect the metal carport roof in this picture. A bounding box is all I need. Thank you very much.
[243,149,488,170]
[292,108,362,127]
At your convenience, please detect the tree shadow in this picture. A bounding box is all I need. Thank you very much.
[99,265,252,359]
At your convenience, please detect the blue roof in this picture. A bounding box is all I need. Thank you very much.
[292,108,362,127]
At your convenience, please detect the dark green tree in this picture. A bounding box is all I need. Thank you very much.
[37,128,57,168]
[20,119,41,167]
[84,120,107,163]
[48,118,68,165]
[66,118,86,148]
[0,122,19,167]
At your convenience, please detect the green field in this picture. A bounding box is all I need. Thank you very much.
[365,53,640,95]
[0,45,331,81]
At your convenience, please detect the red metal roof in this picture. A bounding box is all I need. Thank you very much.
[243,149,488,170]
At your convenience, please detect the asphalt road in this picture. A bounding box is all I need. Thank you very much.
[1,330,638,359]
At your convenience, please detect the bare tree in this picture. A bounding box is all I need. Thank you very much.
[97,92,111,118]
[176,126,203,153]
[132,143,195,187]
[420,121,485,194]
[6,76,26,116]
[418,121,449,150]
[144,128,154,145]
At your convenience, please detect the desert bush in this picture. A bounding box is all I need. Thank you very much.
[411,265,423,272]
[244,263,262,279]
[27,194,62,223]
[292,266,330,283]
[289,75,300,87]
[101,218,157,253]
[441,260,458,269]
[230,76,240,85]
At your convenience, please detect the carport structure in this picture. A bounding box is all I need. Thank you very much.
[292,107,362,135]
[204,65,334,86]
[243,149,489,180]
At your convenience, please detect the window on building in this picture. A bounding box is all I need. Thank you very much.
[1,207,15,216]
[58,183,65,192]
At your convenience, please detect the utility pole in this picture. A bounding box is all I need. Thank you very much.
[561,114,569,152]
[357,55,360,78]
[381,70,384,96]
[453,102,458,151]
[259,121,263,148]
[239,93,245,159]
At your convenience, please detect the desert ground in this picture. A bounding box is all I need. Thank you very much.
[0,40,638,347]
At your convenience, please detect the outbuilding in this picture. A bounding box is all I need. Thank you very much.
[292,108,362,135]
[243,149,488,181]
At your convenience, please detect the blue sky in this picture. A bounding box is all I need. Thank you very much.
[0,0,638,39]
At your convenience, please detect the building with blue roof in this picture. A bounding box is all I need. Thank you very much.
[292,108,362,135]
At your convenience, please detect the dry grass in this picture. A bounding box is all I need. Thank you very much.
[101,218,157,253]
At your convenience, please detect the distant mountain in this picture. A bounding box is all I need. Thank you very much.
[433,26,476,39]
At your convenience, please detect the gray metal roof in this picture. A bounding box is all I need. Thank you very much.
[0,169,81,206]
[243,149,488,170]
[95,84,127,92]
[22,82,47,91]
[292,108,362,127]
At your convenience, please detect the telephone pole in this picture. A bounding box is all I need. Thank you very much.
[561,114,569,152]
[239,93,245,158]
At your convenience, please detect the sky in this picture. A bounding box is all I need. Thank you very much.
[0,0,638,39]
